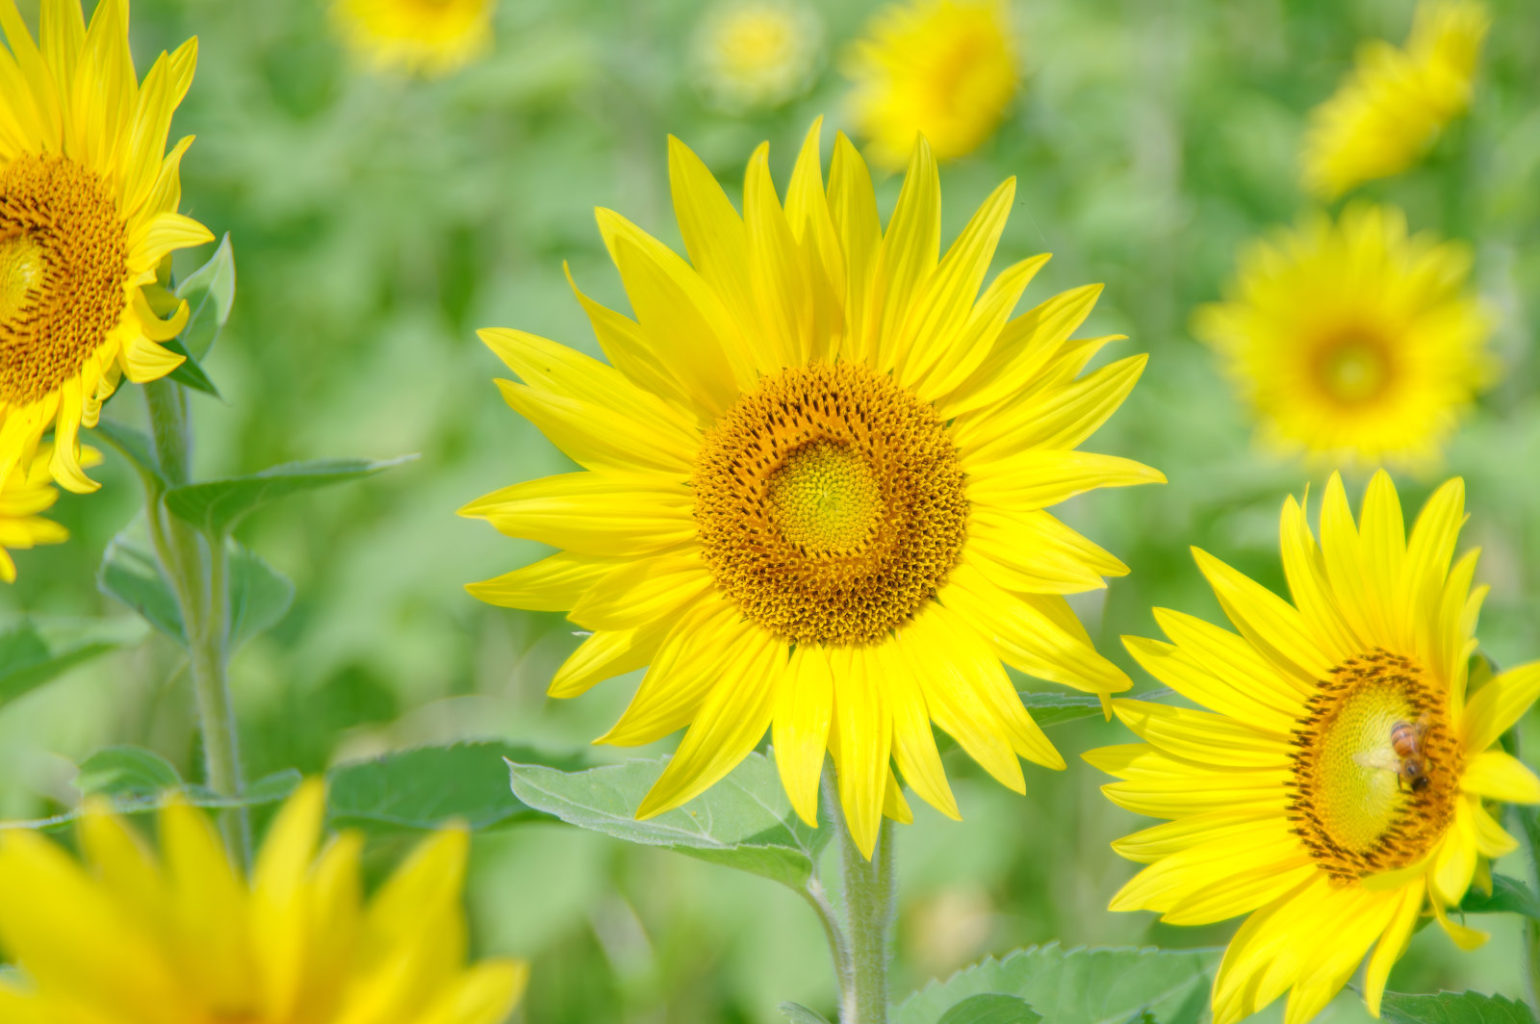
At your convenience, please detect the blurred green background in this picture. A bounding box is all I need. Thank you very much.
[3,0,1540,1020]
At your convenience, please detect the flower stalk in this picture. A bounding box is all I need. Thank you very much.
[142,379,250,864]
[824,773,894,1024]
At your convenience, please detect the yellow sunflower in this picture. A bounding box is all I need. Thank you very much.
[842,0,1019,172]
[1303,0,1489,199]
[0,781,528,1023]
[332,0,494,78]
[1193,203,1492,469]
[1089,471,1540,1024]
[691,0,823,113]
[0,0,212,494]
[463,120,1161,857]
[0,443,90,583]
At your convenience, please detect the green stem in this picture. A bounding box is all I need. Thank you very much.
[141,381,250,865]
[826,774,894,1024]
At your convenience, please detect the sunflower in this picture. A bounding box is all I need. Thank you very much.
[0,0,212,494]
[0,781,528,1023]
[463,120,1161,857]
[842,0,1019,172]
[691,0,823,113]
[332,0,494,77]
[1193,204,1492,469]
[0,443,90,583]
[1303,0,1489,199]
[1089,472,1540,1024]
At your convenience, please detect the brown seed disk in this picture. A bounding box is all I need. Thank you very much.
[692,362,968,647]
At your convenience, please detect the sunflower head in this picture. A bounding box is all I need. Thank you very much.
[842,0,1019,171]
[332,0,494,77]
[1089,471,1540,1024]
[691,0,823,113]
[1302,0,1490,199]
[1194,203,1493,469]
[0,0,212,493]
[0,443,92,583]
[0,781,528,1022]
[463,119,1161,857]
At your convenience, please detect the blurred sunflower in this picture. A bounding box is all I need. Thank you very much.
[0,781,528,1023]
[464,120,1161,857]
[0,0,211,493]
[843,0,1019,171]
[1090,472,1540,1024]
[332,0,494,77]
[691,0,823,113]
[0,444,90,583]
[1194,204,1492,469]
[1303,0,1489,199]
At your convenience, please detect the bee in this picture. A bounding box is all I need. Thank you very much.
[1355,718,1432,793]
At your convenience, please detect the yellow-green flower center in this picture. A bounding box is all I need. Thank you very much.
[0,154,129,408]
[693,362,968,646]
[1314,333,1392,406]
[1289,649,1460,883]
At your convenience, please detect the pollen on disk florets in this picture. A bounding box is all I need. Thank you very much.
[692,361,968,647]
[1288,648,1461,883]
[0,155,129,408]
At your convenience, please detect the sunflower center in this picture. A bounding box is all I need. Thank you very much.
[0,154,130,408]
[693,362,968,647]
[1288,649,1460,883]
[1314,333,1392,406]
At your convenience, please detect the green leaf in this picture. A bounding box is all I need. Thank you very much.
[1459,874,1540,920]
[90,419,164,487]
[227,544,295,650]
[175,233,236,360]
[780,1004,834,1024]
[0,618,147,707]
[1380,991,1538,1024]
[163,336,222,398]
[327,742,582,833]
[938,995,1042,1024]
[75,746,182,799]
[163,455,415,537]
[97,534,294,650]
[97,534,185,644]
[2,769,302,834]
[894,945,1217,1024]
[1016,688,1174,729]
[507,752,829,890]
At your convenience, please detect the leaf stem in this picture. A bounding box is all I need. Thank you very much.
[825,773,894,1024]
[142,380,250,865]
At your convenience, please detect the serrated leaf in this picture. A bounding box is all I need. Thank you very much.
[97,534,186,644]
[1380,991,1537,1024]
[164,456,415,537]
[2,769,302,834]
[163,337,221,398]
[1459,874,1540,920]
[0,618,147,707]
[507,752,829,890]
[97,534,294,651]
[90,419,164,487]
[176,234,236,359]
[75,746,182,799]
[227,545,294,650]
[938,995,1042,1024]
[327,742,582,833]
[895,945,1217,1024]
[780,1003,834,1024]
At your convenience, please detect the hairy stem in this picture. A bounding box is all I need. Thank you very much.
[142,381,250,864]
[825,774,894,1024]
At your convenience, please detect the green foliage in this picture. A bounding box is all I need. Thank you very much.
[508,752,829,890]
[163,338,222,398]
[0,618,146,708]
[894,945,1215,1024]
[780,1003,835,1024]
[177,234,238,360]
[164,456,415,538]
[74,746,182,799]
[1459,875,1540,920]
[4,767,302,834]
[937,995,1043,1024]
[1379,992,1539,1024]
